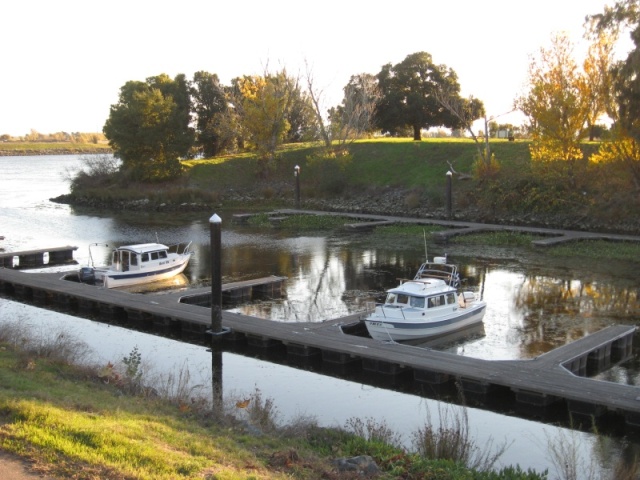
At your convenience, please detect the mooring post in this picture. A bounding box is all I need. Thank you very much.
[209,213,224,410]
[210,213,222,333]
[445,170,452,219]
[294,165,301,209]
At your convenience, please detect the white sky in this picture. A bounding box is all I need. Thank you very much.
[0,0,628,137]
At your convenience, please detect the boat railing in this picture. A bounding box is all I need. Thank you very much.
[168,241,193,255]
[414,263,460,287]
[373,303,407,319]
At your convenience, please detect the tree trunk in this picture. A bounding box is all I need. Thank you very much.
[412,124,421,141]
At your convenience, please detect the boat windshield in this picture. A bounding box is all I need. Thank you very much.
[385,293,426,308]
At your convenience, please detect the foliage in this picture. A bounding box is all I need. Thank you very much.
[515,33,591,186]
[589,1,640,144]
[67,154,121,191]
[103,75,194,180]
[411,400,509,472]
[237,71,297,177]
[103,73,194,181]
[0,325,551,480]
[590,131,640,189]
[474,152,501,180]
[344,417,404,448]
[305,147,353,194]
[191,71,239,157]
[329,73,380,144]
[375,51,464,140]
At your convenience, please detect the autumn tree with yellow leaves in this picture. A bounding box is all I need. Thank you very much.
[516,35,588,170]
[238,70,297,177]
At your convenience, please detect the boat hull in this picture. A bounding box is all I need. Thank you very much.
[364,303,486,342]
[95,255,190,288]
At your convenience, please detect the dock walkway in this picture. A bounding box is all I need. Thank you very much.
[268,209,640,247]
[1,266,639,430]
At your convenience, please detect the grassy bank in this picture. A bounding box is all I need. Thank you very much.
[0,320,549,480]
[56,137,639,235]
[0,141,111,156]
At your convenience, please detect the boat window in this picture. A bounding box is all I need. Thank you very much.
[446,293,455,304]
[385,293,397,304]
[131,253,138,266]
[151,252,159,260]
[159,251,167,259]
[396,294,409,305]
[410,296,425,308]
[141,253,149,262]
[427,295,446,308]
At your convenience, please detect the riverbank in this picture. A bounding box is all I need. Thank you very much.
[0,325,546,480]
[0,142,111,156]
[51,139,640,236]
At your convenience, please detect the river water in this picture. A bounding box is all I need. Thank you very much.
[2,154,640,477]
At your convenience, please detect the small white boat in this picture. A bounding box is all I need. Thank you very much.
[79,242,192,288]
[363,256,486,342]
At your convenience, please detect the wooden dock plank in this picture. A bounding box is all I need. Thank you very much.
[2,267,640,423]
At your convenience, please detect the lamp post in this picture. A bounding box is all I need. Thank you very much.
[445,171,452,219]
[294,165,301,209]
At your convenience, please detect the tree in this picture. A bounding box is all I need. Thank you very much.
[284,78,319,143]
[375,52,461,140]
[103,74,194,181]
[329,73,380,145]
[304,61,332,148]
[191,71,238,157]
[515,33,591,183]
[434,88,487,168]
[238,69,296,176]
[582,32,617,140]
[587,0,640,189]
[589,0,640,143]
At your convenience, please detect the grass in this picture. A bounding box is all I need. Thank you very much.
[547,239,640,262]
[0,320,550,480]
[63,137,640,234]
[0,141,111,153]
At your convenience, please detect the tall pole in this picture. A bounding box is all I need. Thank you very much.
[294,165,300,209]
[208,213,226,412]
[210,213,222,334]
[446,171,452,219]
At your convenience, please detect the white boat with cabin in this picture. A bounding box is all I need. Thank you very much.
[363,256,486,342]
[79,242,192,288]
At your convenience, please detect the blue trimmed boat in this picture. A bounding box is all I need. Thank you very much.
[363,256,486,342]
[80,242,192,288]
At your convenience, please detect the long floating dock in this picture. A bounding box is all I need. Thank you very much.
[0,266,638,432]
[259,209,640,247]
[0,246,78,268]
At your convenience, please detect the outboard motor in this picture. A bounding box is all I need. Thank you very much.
[78,267,96,284]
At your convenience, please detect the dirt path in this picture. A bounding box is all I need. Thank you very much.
[0,451,55,479]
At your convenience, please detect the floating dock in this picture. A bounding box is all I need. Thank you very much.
[0,246,78,268]
[0,266,638,432]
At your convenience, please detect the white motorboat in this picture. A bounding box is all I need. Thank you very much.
[79,242,192,288]
[363,256,486,342]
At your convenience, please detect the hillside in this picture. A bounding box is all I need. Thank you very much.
[40,137,638,235]
[182,139,632,234]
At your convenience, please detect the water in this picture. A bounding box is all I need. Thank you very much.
[2,154,640,476]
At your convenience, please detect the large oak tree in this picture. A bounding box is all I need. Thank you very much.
[103,74,194,181]
[375,52,462,140]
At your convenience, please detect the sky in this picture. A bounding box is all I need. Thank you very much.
[0,0,629,137]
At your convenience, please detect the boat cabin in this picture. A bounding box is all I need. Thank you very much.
[110,243,169,272]
[385,291,457,309]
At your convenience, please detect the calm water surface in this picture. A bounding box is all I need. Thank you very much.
[2,154,640,476]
